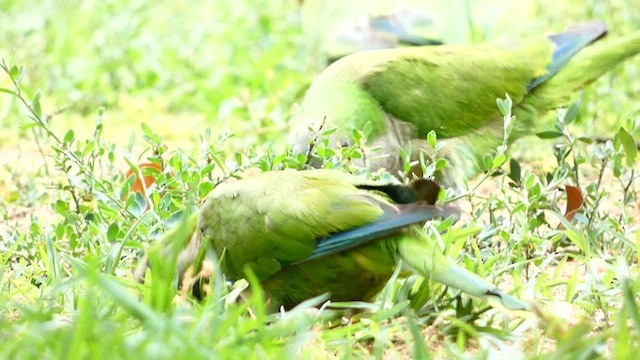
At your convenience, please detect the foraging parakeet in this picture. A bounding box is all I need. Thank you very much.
[137,170,526,312]
[291,21,640,188]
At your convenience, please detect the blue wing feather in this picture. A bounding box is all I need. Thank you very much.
[298,204,456,262]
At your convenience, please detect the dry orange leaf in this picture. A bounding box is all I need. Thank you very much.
[564,184,584,222]
[123,162,162,205]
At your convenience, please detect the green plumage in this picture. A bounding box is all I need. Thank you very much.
[291,22,640,188]
[138,170,526,312]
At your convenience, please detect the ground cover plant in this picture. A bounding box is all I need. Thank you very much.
[0,0,639,358]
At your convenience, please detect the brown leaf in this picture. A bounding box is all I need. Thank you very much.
[564,184,584,222]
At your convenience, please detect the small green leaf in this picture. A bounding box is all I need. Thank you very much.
[492,153,506,168]
[512,203,526,214]
[127,192,148,218]
[9,65,19,78]
[564,229,590,256]
[141,122,154,139]
[536,131,563,139]
[82,141,95,157]
[53,223,64,240]
[616,127,637,166]
[483,154,493,171]
[63,129,75,145]
[563,100,581,125]
[17,66,26,83]
[508,158,521,184]
[320,127,336,136]
[200,163,216,176]
[530,182,541,197]
[107,223,119,242]
[424,163,436,178]
[427,130,437,149]
[19,122,39,130]
[524,173,536,190]
[32,90,42,118]
[0,87,16,95]
[351,128,362,142]
[362,121,372,138]
[496,98,509,116]
[199,181,215,198]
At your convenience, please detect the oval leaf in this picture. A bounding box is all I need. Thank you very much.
[617,127,637,167]
[536,131,564,139]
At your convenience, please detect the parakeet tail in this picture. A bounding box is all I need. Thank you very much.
[531,30,640,108]
[395,229,528,311]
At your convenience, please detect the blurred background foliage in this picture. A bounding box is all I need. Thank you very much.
[1,0,638,155]
[0,0,639,358]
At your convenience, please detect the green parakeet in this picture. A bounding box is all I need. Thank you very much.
[137,170,526,312]
[291,21,640,188]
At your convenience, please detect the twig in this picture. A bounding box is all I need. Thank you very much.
[587,157,608,227]
[304,116,326,167]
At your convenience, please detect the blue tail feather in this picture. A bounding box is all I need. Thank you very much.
[527,20,608,91]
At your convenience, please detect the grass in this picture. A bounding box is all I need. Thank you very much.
[1,0,639,358]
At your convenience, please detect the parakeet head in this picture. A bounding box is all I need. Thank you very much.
[290,78,394,165]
